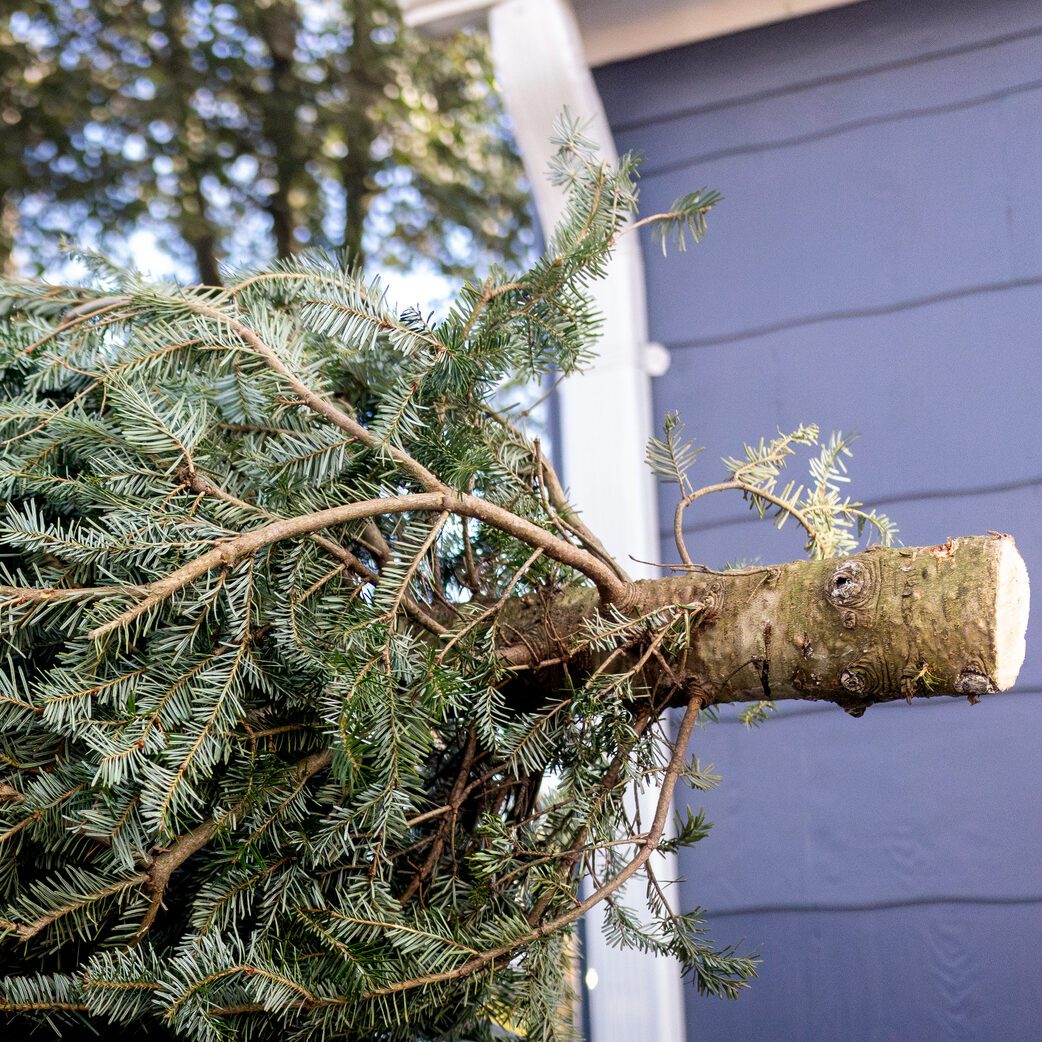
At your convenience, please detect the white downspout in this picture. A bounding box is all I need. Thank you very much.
[489,3,684,1040]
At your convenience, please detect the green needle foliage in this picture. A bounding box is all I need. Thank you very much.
[0,120,885,1040]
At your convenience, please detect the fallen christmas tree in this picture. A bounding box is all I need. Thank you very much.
[0,124,1029,1040]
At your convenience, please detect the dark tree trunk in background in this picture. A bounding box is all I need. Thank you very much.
[188,223,223,287]
[257,4,303,260]
[340,1,381,267]
[161,0,223,285]
[0,190,16,276]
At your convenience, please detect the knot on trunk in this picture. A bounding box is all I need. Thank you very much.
[825,560,874,609]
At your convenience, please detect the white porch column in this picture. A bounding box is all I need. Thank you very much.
[488,3,684,1041]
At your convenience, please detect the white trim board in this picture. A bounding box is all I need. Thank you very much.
[403,0,864,65]
[572,0,863,66]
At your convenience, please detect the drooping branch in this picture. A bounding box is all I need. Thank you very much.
[86,488,628,640]
[181,466,450,636]
[8,290,633,610]
[477,403,631,582]
[673,479,817,568]
[132,749,333,942]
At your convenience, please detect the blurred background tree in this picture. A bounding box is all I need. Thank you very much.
[0,0,532,283]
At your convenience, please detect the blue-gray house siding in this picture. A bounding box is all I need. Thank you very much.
[594,0,1042,1037]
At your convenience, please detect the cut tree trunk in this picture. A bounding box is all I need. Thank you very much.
[501,534,1030,716]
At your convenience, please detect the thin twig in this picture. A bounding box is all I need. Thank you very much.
[674,479,818,567]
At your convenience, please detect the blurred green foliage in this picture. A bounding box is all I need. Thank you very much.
[0,0,533,282]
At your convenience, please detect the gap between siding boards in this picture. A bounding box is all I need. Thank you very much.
[658,474,1042,541]
[660,275,1042,352]
[707,893,1042,919]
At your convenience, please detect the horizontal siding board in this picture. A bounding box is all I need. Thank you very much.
[683,903,1042,1041]
[628,34,1042,177]
[649,287,1042,517]
[673,692,1042,912]
[631,93,1042,343]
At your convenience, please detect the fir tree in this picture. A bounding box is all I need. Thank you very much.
[0,119,1027,1040]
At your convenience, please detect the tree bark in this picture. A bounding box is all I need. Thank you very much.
[256,3,303,261]
[501,534,1030,716]
[0,190,18,276]
[339,1,382,266]
[160,0,223,285]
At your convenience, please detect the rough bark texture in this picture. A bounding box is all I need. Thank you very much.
[502,534,1030,716]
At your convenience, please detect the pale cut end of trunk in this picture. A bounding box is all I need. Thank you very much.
[640,533,1034,710]
[994,536,1030,690]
